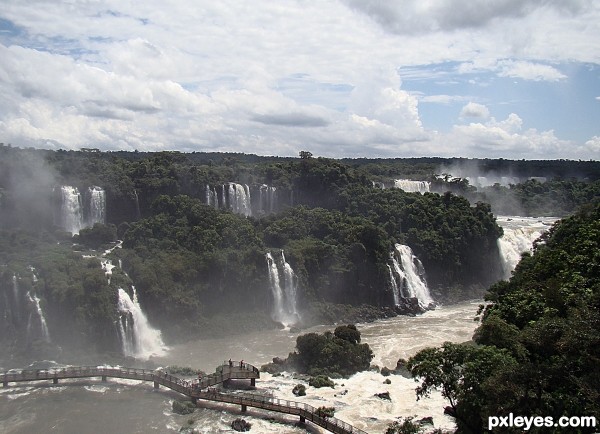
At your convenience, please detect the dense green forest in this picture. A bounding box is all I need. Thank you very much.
[407,204,600,433]
[0,144,598,358]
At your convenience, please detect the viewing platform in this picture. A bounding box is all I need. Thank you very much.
[1,361,368,434]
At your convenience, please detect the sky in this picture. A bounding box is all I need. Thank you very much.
[0,0,599,159]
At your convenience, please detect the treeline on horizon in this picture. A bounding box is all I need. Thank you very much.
[0,145,598,358]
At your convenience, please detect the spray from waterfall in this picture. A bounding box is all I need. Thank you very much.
[389,244,434,309]
[117,287,166,359]
[266,250,299,326]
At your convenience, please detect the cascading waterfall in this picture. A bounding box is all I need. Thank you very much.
[26,291,50,343]
[59,186,84,234]
[266,250,299,326]
[387,264,400,305]
[229,183,252,216]
[394,179,431,193]
[206,185,219,209]
[117,287,166,359]
[87,186,106,226]
[12,274,20,313]
[258,184,277,215]
[496,216,558,279]
[205,183,252,216]
[133,189,141,219]
[389,244,434,309]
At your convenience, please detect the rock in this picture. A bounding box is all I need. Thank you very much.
[231,418,252,432]
[374,392,391,401]
[292,384,306,396]
[419,416,434,426]
[394,358,412,378]
[272,357,285,365]
[172,400,196,415]
[383,378,391,384]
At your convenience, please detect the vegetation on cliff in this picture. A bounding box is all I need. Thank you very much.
[1,145,597,355]
[407,204,600,433]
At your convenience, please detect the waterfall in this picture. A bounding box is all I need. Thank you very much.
[266,250,299,326]
[389,244,434,308]
[206,185,219,209]
[59,186,84,234]
[206,183,252,216]
[496,216,558,279]
[133,189,141,219]
[229,183,252,216]
[26,291,51,343]
[393,179,431,193]
[258,184,277,215]
[12,274,20,312]
[387,264,400,305]
[87,186,106,226]
[117,287,166,359]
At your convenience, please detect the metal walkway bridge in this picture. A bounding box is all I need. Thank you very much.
[1,362,368,434]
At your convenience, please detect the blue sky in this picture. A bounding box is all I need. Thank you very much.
[0,0,598,159]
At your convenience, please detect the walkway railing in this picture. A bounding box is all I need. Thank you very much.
[1,362,368,434]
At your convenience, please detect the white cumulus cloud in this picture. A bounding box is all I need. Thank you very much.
[460,102,491,119]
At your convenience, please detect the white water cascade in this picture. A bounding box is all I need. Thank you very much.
[205,183,253,216]
[389,244,434,308]
[266,251,299,326]
[117,287,166,359]
[227,183,252,216]
[12,274,20,312]
[496,216,558,279]
[59,186,84,234]
[394,179,431,193]
[26,291,50,343]
[258,184,277,215]
[87,186,106,226]
[206,185,219,209]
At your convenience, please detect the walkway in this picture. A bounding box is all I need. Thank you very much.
[1,362,368,434]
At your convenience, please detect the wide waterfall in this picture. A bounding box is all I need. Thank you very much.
[58,186,84,234]
[87,186,106,226]
[205,183,252,216]
[266,250,299,326]
[117,287,166,359]
[389,244,434,309]
[56,185,107,234]
[496,216,558,279]
[394,179,431,193]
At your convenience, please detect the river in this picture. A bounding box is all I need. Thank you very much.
[0,301,481,434]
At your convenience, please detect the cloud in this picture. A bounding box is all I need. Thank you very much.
[0,0,598,159]
[420,94,469,104]
[585,136,600,153]
[342,0,590,34]
[498,60,567,81]
[460,102,491,119]
[251,112,329,127]
[448,113,572,158]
